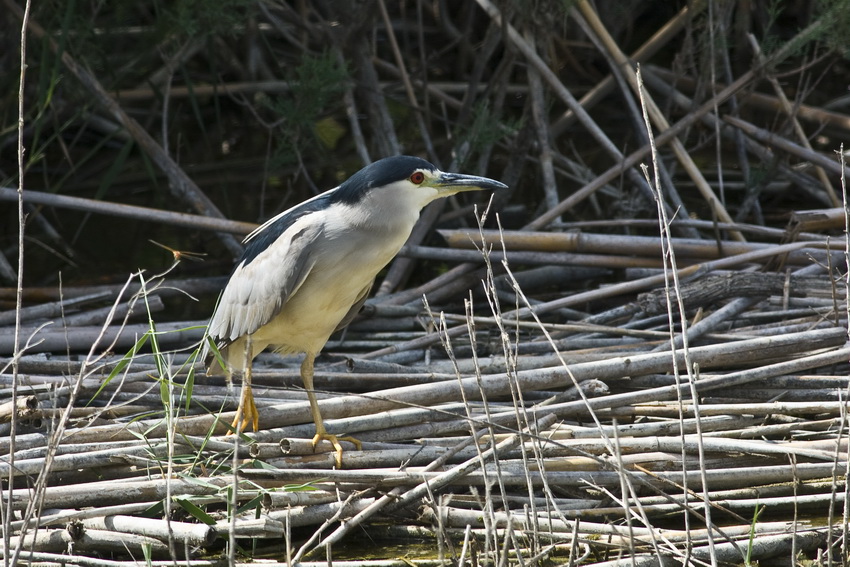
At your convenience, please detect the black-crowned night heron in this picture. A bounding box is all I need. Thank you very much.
[205,155,507,466]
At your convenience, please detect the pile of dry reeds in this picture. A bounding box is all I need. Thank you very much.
[3,216,850,565]
[3,0,850,566]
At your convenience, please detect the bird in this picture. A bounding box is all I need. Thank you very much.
[204,155,507,466]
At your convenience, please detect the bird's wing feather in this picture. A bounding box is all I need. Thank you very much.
[208,216,323,345]
[243,187,337,245]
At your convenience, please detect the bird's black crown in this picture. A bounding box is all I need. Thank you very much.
[334,155,436,204]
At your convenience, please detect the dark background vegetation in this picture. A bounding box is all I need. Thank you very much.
[2,0,850,305]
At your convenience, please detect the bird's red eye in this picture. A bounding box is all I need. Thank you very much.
[409,171,425,184]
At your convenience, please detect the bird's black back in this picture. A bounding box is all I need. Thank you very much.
[238,192,333,268]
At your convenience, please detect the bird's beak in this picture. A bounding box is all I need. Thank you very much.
[430,172,508,196]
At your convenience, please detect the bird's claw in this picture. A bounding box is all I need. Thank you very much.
[311,432,362,468]
[227,382,259,434]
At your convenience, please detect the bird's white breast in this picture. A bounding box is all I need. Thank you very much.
[252,189,423,354]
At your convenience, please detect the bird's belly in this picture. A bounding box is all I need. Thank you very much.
[252,231,403,353]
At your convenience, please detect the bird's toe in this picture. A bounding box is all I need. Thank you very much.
[311,433,361,468]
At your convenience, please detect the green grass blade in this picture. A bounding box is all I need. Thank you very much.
[173,496,216,526]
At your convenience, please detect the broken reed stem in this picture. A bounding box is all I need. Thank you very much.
[0,187,257,236]
[7,0,31,562]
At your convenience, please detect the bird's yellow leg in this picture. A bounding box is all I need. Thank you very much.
[301,353,361,467]
[230,377,259,433]
[228,343,260,434]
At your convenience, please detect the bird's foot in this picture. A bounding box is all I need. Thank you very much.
[227,381,259,434]
[311,432,362,468]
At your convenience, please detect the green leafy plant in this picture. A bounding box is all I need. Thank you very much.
[455,101,520,170]
[169,0,253,39]
[745,503,766,567]
[264,52,349,168]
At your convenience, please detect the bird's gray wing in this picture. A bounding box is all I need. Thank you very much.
[207,218,323,345]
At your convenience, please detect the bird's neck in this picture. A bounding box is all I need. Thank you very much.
[351,185,432,233]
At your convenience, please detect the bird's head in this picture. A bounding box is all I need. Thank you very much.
[335,155,508,213]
